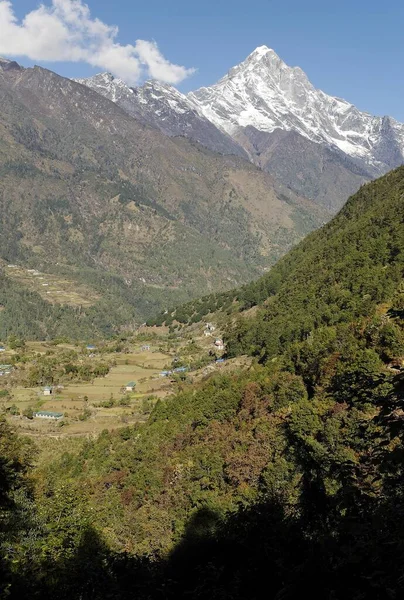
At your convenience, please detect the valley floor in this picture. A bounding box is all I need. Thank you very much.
[0,324,250,440]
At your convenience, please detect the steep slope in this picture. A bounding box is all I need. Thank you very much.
[0,59,325,338]
[232,126,371,210]
[10,167,404,599]
[75,73,247,158]
[160,166,404,335]
[224,165,404,359]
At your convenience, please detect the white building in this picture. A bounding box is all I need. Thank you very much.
[34,411,63,420]
[214,339,225,351]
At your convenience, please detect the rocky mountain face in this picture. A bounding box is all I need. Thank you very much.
[236,127,371,211]
[74,73,246,158]
[0,58,326,335]
[189,47,403,165]
[78,46,404,211]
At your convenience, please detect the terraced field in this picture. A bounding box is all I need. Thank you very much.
[3,263,100,306]
[0,323,252,438]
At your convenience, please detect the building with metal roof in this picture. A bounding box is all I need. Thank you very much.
[33,411,64,420]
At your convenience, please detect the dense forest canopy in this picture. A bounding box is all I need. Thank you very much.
[225,166,404,359]
[0,168,404,598]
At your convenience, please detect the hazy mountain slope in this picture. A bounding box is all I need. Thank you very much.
[160,165,404,331]
[75,73,247,158]
[0,59,325,337]
[236,127,370,210]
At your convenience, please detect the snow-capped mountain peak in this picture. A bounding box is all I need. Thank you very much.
[188,46,404,170]
[134,80,194,115]
[74,46,404,206]
[250,44,273,56]
[74,72,133,102]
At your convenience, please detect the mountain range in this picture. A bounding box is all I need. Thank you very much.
[1,45,403,338]
[0,55,324,338]
[77,46,404,210]
[2,46,404,600]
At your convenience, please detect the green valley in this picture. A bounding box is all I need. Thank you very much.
[0,166,403,598]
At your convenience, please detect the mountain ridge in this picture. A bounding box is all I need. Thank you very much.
[76,45,404,210]
[189,45,404,172]
[74,72,247,158]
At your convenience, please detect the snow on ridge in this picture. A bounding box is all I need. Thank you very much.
[74,72,133,103]
[72,47,404,171]
[187,47,404,168]
[76,73,193,117]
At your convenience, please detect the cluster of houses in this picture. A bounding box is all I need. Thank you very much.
[160,366,188,378]
[36,382,137,422]
[202,323,224,351]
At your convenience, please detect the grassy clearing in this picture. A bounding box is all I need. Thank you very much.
[3,348,173,437]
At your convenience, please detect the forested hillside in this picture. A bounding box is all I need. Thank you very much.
[0,272,135,340]
[1,168,403,598]
[160,167,404,335]
[224,166,404,359]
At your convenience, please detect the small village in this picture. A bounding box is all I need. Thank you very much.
[0,320,244,438]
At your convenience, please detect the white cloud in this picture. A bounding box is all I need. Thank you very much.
[0,0,195,85]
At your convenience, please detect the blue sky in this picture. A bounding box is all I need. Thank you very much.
[4,0,404,120]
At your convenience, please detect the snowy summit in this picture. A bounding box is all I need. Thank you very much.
[188,46,404,169]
